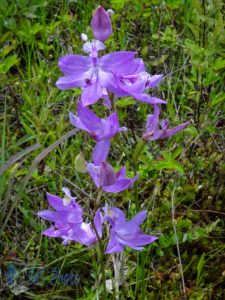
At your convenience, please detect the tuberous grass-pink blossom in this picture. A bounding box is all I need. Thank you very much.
[70,102,126,165]
[37,188,103,246]
[104,207,157,253]
[143,105,190,141]
[87,162,138,193]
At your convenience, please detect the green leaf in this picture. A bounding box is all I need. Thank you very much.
[184,125,198,137]
[111,0,126,10]
[211,92,225,106]
[212,58,225,71]
[186,22,199,39]
[153,159,184,174]
[116,97,136,107]
[23,12,37,19]
[196,253,205,286]
[0,55,20,74]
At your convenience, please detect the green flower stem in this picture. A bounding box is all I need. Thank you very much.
[132,139,147,165]
[132,139,147,212]
[91,191,107,298]
[107,89,116,112]
[114,135,127,157]
[96,189,103,207]
[92,220,107,299]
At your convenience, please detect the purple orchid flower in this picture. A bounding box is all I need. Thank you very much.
[56,38,165,107]
[69,102,126,165]
[37,188,103,246]
[56,39,135,106]
[116,71,166,105]
[91,6,112,42]
[104,207,157,253]
[69,209,103,246]
[143,105,190,141]
[87,162,138,193]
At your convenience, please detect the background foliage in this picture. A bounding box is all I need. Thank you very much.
[0,0,224,299]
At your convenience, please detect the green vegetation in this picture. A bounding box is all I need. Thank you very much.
[0,0,224,299]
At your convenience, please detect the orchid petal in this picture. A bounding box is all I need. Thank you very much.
[103,179,133,193]
[77,102,101,132]
[81,79,103,106]
[105,233,124,253]
[37,210,82,224]
[116,165,126,180]
[160,121,190,139]
[146,105,160,133]
[160,119,169,131]
[93,139,111,166]
[42,226,71,238]
[101,112,119,137]
[110,208,126,227]
[69,112,91,132]
[131,234,158,246]
[146,75,163,88]
[46,193,64,211]
[94,209,103,238]
[83,40,105,53]
[87,163,101,188]
[58,55,90,76]
[134,94,167,105]
[56,75,86,90]
[128,210,148,227]
[99,162,116,187]
[100,51,136,73]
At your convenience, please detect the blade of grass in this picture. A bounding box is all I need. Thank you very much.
[1,128,79,234]
[0,98,7,202]
[0,143,41,176]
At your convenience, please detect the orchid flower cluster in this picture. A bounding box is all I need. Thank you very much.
[38,7,189,254]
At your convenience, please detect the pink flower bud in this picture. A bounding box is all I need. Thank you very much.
[91,6,112,42]
[81,33,88,42]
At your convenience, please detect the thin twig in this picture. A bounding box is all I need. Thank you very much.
[191,209,225,216]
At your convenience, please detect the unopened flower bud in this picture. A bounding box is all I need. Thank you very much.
[107,9,114,18]
[75,152,87,173]
[81,33,88,42]
[91,6,112,42]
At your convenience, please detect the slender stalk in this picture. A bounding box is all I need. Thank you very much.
[92,220,107,299]
[108,90,116,112]
[141,252,146,300]
[96,189,103,207]
[132,139,147,165]
[171,188,186,300]
[114,135,127,157]
[99,244,107,298]
[132,139,147,212]
[133,164,139,211]
[91,190,107,298]
[134,253,139,298]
